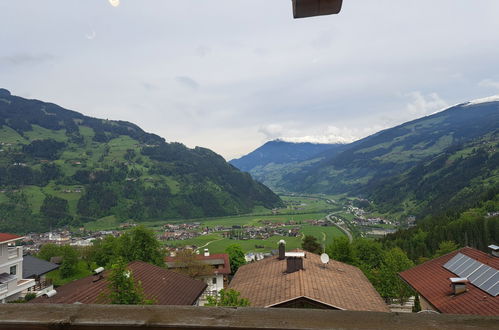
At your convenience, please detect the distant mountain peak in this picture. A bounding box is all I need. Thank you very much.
[465,95,499,106]
[0,88,11,97]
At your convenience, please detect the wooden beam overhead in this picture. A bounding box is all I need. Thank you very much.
[293,0,343,19]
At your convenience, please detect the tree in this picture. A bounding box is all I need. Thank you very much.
[170,250,212,278]
[376,248,414,302]
[301,235,322,254]
[88,235,120,267]
[433,241,459,258]
[412,294,422,313]
[326,236,353,263]
[40,195,70,223]
[205,289,250,307]
[59,245,79,278]
[117,226,165,266]
[107,258,152,305]
[225,244,246,274]
[352,239,384,270]
[38,243,62,261]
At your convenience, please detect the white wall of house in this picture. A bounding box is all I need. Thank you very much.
[0,240,35,303]
[204,273,224,293]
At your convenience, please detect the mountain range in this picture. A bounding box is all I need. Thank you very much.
[0,89,282,233]
[232,97,499,217]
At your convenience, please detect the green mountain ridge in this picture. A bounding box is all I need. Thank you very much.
[0,89,282,233]
[236,98,499,217]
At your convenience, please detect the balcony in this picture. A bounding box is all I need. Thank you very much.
[0,283,7,294]
[0,304,497,329]
[8,247,21,260]
[27,279,53,293]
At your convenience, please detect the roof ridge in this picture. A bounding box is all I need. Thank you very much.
[298,264,305,297]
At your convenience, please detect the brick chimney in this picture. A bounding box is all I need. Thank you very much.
[285,252,305,274]
[278,240,286,260]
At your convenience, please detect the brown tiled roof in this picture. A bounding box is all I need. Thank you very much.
[30,261,207,305]
[399,247,499,316]
[228,252,389,312]
[165,253,231,275]
[0,233,22,243]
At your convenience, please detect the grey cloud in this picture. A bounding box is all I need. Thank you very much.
[195,45,212,57]
[1,53,56,66]
[479,79,499,91]
[175,76,200,90]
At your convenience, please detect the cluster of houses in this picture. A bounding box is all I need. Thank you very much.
[1,230,497,317]
[159,219,328,243]
[22,230,119,254]
[353,217,394,226]
[224,225,301,240]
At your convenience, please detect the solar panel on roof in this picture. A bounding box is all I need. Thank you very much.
[468,265,489,282]
[443,252,499,297]
[489,283,499,297]
[443,253,467,272]
[474,268,496,287]
[479,272,499,291]
[454,257,475,274]
[460,260,481,278]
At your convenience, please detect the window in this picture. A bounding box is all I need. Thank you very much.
[212,277,217,285]
[10,265,17,275]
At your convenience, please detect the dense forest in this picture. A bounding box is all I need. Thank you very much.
[0,89,282,233]
[380,185,499,261]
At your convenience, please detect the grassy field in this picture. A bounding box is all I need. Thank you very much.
[300,225,344,247]
[165,218,346,254]
[83,215,121,231]
[204,235,303,254]
[46,260,94,287]
[167,234,304,255]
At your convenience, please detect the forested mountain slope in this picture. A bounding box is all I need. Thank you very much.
[230,140,343,190]
[275,98,499,214]
[0,89,282,233]
[230,140,342,171]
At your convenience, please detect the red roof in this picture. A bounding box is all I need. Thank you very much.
[400,247,499,316]
[0,233,22,243]
[30,261,207,305]
[166,253,231,275]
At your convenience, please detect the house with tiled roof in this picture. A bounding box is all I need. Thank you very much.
[399,246,499,316]
[30,261,207,305]
[0,233,35,303]
[166,249,231,305]
[228,242,389,311]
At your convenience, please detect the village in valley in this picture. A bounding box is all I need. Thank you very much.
[19,195,402,260]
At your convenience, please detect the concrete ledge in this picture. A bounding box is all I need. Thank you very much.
[0,304,498,329]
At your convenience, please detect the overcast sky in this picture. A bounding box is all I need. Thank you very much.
[1,1,499,159]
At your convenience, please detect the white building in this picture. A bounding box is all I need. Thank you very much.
[0,233,35,303]
[165,249,231,306]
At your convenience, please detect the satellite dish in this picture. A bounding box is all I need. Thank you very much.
[320,253,330,264]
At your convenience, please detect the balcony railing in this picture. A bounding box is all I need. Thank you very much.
[0,304,497,329]
[27,279,53,293]
[8,247,21,259]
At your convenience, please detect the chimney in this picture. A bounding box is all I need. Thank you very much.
[93,267,104,282]
[285,252,305,274]
[450,278,468,295]
[204,248,210,257]
[488,244,499,257]
[278,240,286,260]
